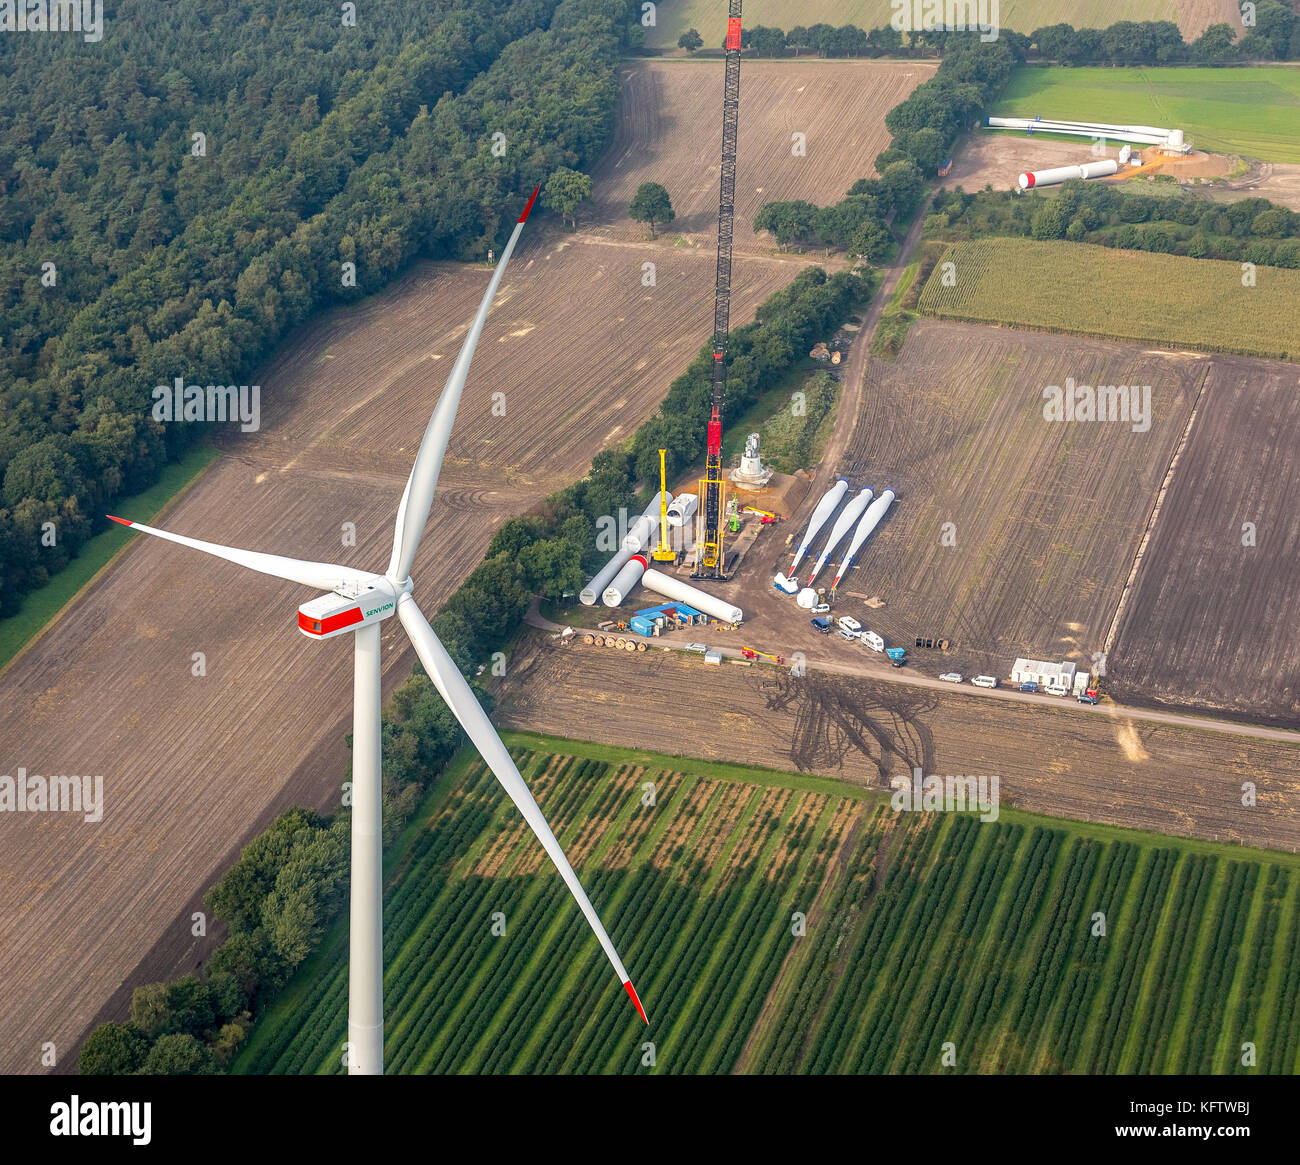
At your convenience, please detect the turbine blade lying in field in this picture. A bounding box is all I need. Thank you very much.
[107,516,372,592]
[387,186,540,585]
[396,594,648,1023]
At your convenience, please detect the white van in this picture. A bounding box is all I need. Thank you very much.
[971,675,999,688]
[1045,681,1070,696]
[862,631,885,652]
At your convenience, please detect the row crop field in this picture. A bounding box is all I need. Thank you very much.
[992,66,1300,165]
[918,239,1299,360]
[236,736,1300,1074]
[1107,357,1300,726]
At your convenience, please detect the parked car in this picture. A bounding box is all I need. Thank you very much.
[1077,692,1100,705]
[837,629,858,641]
[1018,680,1039,693]
[971,675,999,688]
[837,616,862,634]
[939,672,963,683]
[1045,681,1070,696]
[811,603,830,615]
[684,643,708,654]
[811,617,833,634]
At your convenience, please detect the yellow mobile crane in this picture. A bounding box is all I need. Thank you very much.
[652,449,676,562]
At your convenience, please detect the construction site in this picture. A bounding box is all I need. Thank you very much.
[7,0,1300,1092]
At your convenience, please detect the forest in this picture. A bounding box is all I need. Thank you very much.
[0,0,640,615]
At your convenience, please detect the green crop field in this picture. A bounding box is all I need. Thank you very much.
[918,239,1299,360]
[236,735,1300,1074]
[644,2,1187,50]
[993,67,1300,164]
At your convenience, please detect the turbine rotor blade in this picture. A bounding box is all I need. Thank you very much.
[387,187,541,584]
[108,515,373,592]
[396,596,647,1023]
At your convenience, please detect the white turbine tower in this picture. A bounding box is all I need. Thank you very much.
[108,187,647,1075]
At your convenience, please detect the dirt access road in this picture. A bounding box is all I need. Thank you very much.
[526,606,1299,747]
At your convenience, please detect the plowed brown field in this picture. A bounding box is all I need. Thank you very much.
[497,641,1300,852]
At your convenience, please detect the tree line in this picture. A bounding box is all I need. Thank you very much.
[0,0,643,618]
[679,6,1300,65]
[754,163,925,257]
[931,184,1300,268]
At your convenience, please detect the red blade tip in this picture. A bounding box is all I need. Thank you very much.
[518,184,541,224]
[106,515,133,527]
[623,980,648,1024]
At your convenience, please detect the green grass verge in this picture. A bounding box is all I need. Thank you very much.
[871,259,921,357]
[0,445,220,672]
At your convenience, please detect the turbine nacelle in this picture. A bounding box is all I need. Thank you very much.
[297,576,407,639]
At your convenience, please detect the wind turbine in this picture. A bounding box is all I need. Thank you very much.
[108,186,647,1075]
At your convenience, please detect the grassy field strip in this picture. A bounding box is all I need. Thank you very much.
[743,808,887,1072]
[955,828,1051,1072]
[521,775,727,1071]
[1263,887,1300,1072]
[488,764,668,1071]
[387,758,579,1066]
[993,66,1300,164]
[407,759,639,1072]
[1071,842,1164,1071]
[1231,871,1292,1074]
[894,823,1026,1072]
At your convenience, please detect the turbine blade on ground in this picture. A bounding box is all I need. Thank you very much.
[107,516,372,592]
[387,186,541,584]
[396,595,647,1023]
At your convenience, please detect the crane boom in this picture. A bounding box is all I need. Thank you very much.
[693,2,742,580]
